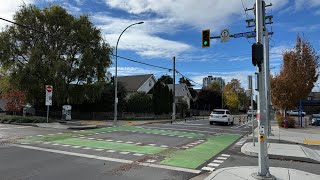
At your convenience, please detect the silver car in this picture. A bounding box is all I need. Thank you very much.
[209,109,234,125]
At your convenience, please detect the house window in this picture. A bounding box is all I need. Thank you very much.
[307,96,312,100]
[149,80,152,87]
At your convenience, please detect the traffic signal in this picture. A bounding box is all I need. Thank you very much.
[202,29,210,48]
[252,43,263,66]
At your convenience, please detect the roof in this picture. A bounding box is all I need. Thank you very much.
[167,84,191,98]
[118,74,154,92]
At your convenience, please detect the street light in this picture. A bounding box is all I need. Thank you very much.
[114,21,144,126]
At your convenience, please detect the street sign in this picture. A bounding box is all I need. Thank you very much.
[220,29,230,42]
[45,85,53,106]
[234,31,256,38]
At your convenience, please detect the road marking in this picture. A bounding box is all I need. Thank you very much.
[62,145,71,147]
[57,133,63,134]
[138,126,216,135]
[43,142,51,144]
[221,154,230,157]
[20,143,30,145]
[83,147,92,150]
[148,144,156,146]
[13,144,201,174]
[133,153,144,156]
[160,145,168,148]
[146,159,156,163]
[37,135,43,137]
[106,150,116,153]
[126,141,133,144]
[208,163,220,167]
[72,146,81,148]
[97,139,104,141]
[201,167,215,171]
[304,140,320,145]
[155,124,245,132]
[178,136,184,138]
[94,149,104,151]
[106,140,113,142]
[217,157,228,160]
[120,152,130,154]
[52,144,60,146]
[88,138,95,140]
[116,141,123,143]
[136,142,142,145]
[79,137,85,139]
[94,133,100,135]
[212,160,224,163]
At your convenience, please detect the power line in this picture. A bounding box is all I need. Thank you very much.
[0,17,172,72]
[175,70,202,86]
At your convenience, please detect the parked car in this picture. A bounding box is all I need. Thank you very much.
[209,109,234,125]
[247,110,257,117]
[286,110,306,117]
[311,114,320,126]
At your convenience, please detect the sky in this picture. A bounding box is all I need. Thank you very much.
[0,0,320,90]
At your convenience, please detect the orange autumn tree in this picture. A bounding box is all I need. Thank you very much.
[2,90,26,114]
[271,35,319,111]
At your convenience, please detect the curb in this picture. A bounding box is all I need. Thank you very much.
[67,125,97,130]
[8,122,39,127]
[241,143,320,164]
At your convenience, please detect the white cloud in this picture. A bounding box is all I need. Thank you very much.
[290,24,320,32]
[103,0,247,32]
[109,66,164,77]
[270,45,292,62]
[93,15,192,58]
[0,0,35,29]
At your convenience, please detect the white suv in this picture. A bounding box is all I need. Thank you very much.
[209,109,234,125]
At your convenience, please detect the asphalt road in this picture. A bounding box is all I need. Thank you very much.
[0,116,256,180]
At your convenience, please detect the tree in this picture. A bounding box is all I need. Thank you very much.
[152,80,173,114]
[271,35,319,110]
[0,5,112,107]
[177,99,188,117]
[208,81,222,92]
[224,79,245,112]
[2,90,26,114]
[158,75,173,84]
[195,88,222,111]
[126,92,152,113]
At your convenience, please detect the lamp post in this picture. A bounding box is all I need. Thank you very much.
[114,22,144,126]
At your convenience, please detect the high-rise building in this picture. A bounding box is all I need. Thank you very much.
[203,76,225,89]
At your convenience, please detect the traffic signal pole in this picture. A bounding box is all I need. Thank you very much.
[172,57,176,123]
[253,0,274,179]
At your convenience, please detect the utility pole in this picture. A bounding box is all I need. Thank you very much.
[172,57,176,122]
[264,30,271,137]
[253,0,274,179]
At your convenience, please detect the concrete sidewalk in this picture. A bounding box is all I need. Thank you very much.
[250,126,320,145]
[241,142,320,163]
[204,166,320,180]
[270,126,320,145]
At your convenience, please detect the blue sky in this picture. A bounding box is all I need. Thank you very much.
[1,0,320,89]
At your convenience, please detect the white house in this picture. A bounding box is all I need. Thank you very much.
[167,83,192,109]
[117,74,157,98]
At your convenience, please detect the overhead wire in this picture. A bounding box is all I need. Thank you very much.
[0,17,172,72]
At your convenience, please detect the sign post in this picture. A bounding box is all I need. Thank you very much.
[45,85,53,123]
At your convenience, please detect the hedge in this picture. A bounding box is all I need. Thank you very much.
[0,115,47,123]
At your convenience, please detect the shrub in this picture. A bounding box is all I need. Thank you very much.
[276,112,284,127]
[0,115,47,123]
[287,117,296,128]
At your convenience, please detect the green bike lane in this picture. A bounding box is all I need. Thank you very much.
[17,126,241,170]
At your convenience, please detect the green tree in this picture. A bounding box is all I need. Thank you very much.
[177,99,188,117]
[208,81,222,92]
[126,92,152,113]
[152,81,173,114]
[0,5,112,107]
[224,79,245,112]
[158,75,173,84]
[195,88,222,110]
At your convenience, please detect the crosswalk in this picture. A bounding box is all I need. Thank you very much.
[201,154,231,172]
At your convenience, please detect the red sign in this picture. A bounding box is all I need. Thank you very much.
[46,86,52,93]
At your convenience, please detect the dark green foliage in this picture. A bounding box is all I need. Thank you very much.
[0,115,47,123]
[0,5,112,107]
[195,89,222,111]
[152,81,173,115]
[126,92,152,113]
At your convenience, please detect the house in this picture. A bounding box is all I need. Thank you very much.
[117,74,157,98]
[168,83,192,109]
